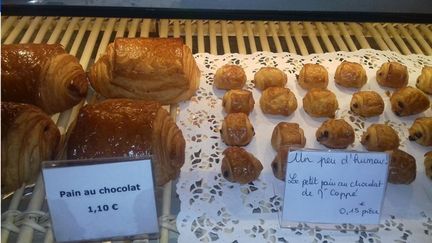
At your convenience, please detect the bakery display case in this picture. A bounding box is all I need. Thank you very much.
[1,1,432,243]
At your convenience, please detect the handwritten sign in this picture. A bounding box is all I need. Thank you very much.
[281,150,389,226]
[42,158,159,242]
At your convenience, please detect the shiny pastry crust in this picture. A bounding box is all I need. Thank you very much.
[334,61,367,88]
[271,122,306,151]
[253,67,287,90]
[1,44,88,114]
[361,124,400,151]
[222,89,255,114]
[260,87,297,116]
[221,147,263,184]
[408,117,432,146]
[272,147,289,181]
[425,151,432,179]
[1,102,61,193]
[297,63,329,90]
[220,113,255,146]
[390,86,430,116]
[67,99,185,186]
[350,91,384,117]
[214,64,247,90]
[316,119,355,149]
[388,149,416,184]
[376,61,408,88]
[303,88,338,118]
[416,66,432,94]
[89,38,200,105]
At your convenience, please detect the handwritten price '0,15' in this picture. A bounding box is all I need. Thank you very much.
[88,204,119,214]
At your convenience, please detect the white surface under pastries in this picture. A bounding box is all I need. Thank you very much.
[177,50,432,242]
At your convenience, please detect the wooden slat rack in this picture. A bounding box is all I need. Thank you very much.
[1,16,431,243]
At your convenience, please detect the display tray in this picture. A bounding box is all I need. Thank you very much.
[176,49,432,242]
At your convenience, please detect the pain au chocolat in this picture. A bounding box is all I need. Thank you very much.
[408,117,432,146]
[350,91,384,117]
[376,61,408,88]
[334,61,367,88]
[67,99,185,186]
[221,147,263,184]
[316,119,355,149]
[253,67,287,90]
[361,124,399,151]
[416,66,432,94]
[390,86,430,116]
[214,64,247,90]
[89,38,200,105]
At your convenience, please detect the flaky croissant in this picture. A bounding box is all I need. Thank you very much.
[222,89,255,114]
[67,99,185,186]
[416,66,432,94]
[334,61,367,88]
[350,91,384,117]
[221,147,263,184]
[425,151,432,179]
[253,67,287,90]
[271,122,306,151]
[361,124,399,151]
[2,102,61,193]
[220,113,255,146]
[89,38,200,105]
[214,64,247,90]
[260,87,297,116]
[376,61,408,88]
[388,149,416,184]
[297,63,328,90]
[316,119,355,149]
[390,86,430,116]
[1,44,88,114]
[408,117,432,146]
[303,88,338,118]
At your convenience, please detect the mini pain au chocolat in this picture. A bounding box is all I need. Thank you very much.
[408,117,432,146]
[424,151,432,179]
[260,87,297,116]
[220,113,255,146]
[221,147,263,184]
[316,119,355,149]
[1,44,88,114]
[214,64,247,90]
[350,91,384,117]
[416,66,432,94]
[272,147,289,181]
[222,89,255,114]
[390,86,430,117]
[253,67,287,90]
[376,61,408,88]
[89,38,200,105]
[67,99,185,186]
[303,88,338,118]
[388,149,416,184]
[334,61,367,88]
[2,102,61,193]
[361,124,399,151]
[271,122,306,151]
[297,63,329,90]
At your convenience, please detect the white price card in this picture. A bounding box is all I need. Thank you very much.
[42,158,159,242]
[281,149,389,227]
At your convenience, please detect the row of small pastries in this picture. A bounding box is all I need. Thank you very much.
[213,62,432,94]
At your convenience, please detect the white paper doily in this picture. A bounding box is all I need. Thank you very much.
[176,50,432,243]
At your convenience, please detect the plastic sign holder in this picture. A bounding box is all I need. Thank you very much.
[280,148,389,231]
[42,157,159,242]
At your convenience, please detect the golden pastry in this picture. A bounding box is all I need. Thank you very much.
[388,149,416,184]
[376,61,408,88]
[222,89,255,114]
[334,61,367,88]
[221,147,263,184]
[390,86,430,116]
[214,64,247,90]
[89,38,200,105]
[220,113,255,146]
[297,63,329,90]
[361,124,399,151]
[416,66,432,94]
[253,67,287,90]
[350,91,384,117]
[303,88,338,118]
[2,102,61,193]
[408,117,432,146]
[316,119,355,149]
[424,151,432,179]
[260,87,297,116]
[272,147,289,181]
[271,122,306,151]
